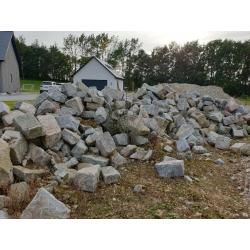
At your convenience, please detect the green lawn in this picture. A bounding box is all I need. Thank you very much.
[21,79,41,93]
[238,97,250,106]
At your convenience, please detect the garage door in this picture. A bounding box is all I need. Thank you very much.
[82,79,107,90]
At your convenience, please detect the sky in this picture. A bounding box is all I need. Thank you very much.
[14,31,250,52]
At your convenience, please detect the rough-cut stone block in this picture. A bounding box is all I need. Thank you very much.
[110,151,127,167]
[29,143,51,166]
[192,145,208,154]
[215,135,231,150]
[155,159,184,178]
[62,128,80,145]
[71,140,88,159]
[37,114,61,148]
[120,145,137,157]
[96,132,116,157]
[65,97,84,115]
[81,154,109,167]
[55,115,80,132]
[0,102,10,116]
[16,102,36,115]
[36,100,57,115]
[13,113,44,140]
[21,188,70,219]
[176,138,190,152]
[94,107,107,124]
[48,87,67,103]
[74,165,101,192]
[230,143,246,153]
[113,133,129,146]
[2,110,24,126]
[101,166,120,184]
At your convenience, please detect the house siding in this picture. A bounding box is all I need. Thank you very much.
[73,58,123,90]
[0,42,20,93]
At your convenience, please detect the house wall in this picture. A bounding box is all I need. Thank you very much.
[73,58,123,90]
[0,42,20,93]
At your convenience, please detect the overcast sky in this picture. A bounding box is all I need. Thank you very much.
[14,31,250,52]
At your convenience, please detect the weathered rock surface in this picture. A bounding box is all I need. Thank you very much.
[155,159,184,178]
[74,165,101,192]
[81,154,109,167]
[62,128,80,145]
[29,143,51,166]
[21,188,70,219]
[101,166,120,184]
[65,97,84,115]
[55,115,80,132]
[71,140,88,159]
[9,182,30,204]
[0,139,14,187]
[2,110,24,126]
[96,132,116,157]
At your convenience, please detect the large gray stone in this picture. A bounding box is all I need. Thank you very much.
[113,133,129,146]
[2,110,24,126]
[65,97,84,115]
[55,115,80,132]
[13,113,44,140]
[62,128,80,145]
[0,210,9,219]
[0,102,10,117]
[190,111,209,128]
[232,128,244,138]
[96,132,116,157]
[207,131,220,146]
[81,154,109,167]
[130,148,153,160]
[207,111,223,123]
[225,98,239,113]
[94,107,108,124]
[48,88,67,103]
[62,83,77,97]
[71,140,88,159]
[34,91,49,107]
[36,100,57,115]
[240,144,250,156]
[223,116,237,126]
[155,159,184,178]
[74,165,101,192]
[120,145,137,157]
[21,188,70,219]
[13,165,47,182]
[230,143,246,153]
[215,135,231,150]
[0,195,10,210]
[176,123,195,139]
[29,143,51,166]
[101,166,120,184]
[177,98,189,111]
[192,145,208,154]
[0,139,14,187]
[130,135,149,146]
[37,114,61,148]
[16,102,36,115]
[111,151,127,167]
[176,138,190,152]
[2,130,28,165]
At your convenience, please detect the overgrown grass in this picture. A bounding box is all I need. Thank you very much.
[20,79,41,93]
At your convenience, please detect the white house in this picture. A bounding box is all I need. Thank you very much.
[72,56,124,91]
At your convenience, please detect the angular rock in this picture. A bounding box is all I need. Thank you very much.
[62,128,80,145]
[176,123,195,139]
[207,111,223,123]
[130,148,153,161]
[16,102,36,115]
[71,140,88,159]
[192,145,208,154]
[62,83,77,97]
[207,131,220,146]
[13,165,47,182]
[176,138,190,152]
[214,158,225,166]
[164,145,173,153]
[96,132,116,157]
[177,98,189,111]
[230,142,247,153]
[155,159,184,178]
[0,210,9,219]
[215,135,231,150]
[240,144,250,156]
[65,97,84,115]
[232,128,244,138]
[0,102,10,116]
[2,110,24,126]
[113,133,129,146]
[130,135,149,146]
[0,195,10,209]
[21,188,70,219]
[223,116,237,126]
[74,165,101,192]
[36,100,57,115]
[0,139,14,187]
[101,166,120,184]
[55,115,80,132]
[65,157,78,168]
[225,98,239,113]
[111,151,127,167]
[81,154,109,167]
[29,143,51,166]
[57,106,77,116]
[34,91,49,107]
[2,130,28,165]
[13,113,44,140]
[94,107,108,124]
[48,88,67,103]
[190,111,209,128]
[120,145,137,157]
[37,114,61,148]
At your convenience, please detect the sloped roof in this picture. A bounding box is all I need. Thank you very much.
[0,31,14,61]
[73,56,124,80]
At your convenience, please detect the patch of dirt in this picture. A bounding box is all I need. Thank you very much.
[7,137,250,219]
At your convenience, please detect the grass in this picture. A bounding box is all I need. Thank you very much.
[20,79,41,93]
[238,96,250,106]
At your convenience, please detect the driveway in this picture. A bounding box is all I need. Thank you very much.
[0,92,39,102]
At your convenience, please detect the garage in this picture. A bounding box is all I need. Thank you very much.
[72,56,124,91]
[82,79,107,90]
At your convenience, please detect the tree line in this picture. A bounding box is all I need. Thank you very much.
[15,33,250,96]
